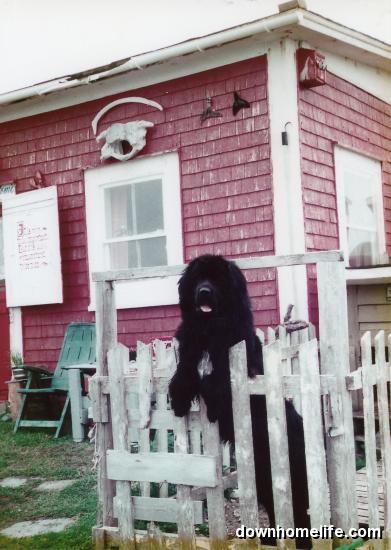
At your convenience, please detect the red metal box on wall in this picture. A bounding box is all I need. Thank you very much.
[297,48,326,88]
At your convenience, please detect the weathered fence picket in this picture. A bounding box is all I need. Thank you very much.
[299,339,331,550]
[173,415,196,549]
[263,340,295,550]
[107,344,135,550]
[361,331,380,530]
[375,332,391,540]
[154,341,169,498]
[137,342,153,497]
[199,400,226,542]
[229,341,260,548]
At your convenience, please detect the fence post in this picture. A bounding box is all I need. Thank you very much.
[375,331,391,542]
[317,261,357,532]
[95,280,117,528]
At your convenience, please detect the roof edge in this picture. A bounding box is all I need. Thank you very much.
[0,7,390,111]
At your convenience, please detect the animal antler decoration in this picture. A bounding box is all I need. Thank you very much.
[232,91,250,116]
[200,97,222,123]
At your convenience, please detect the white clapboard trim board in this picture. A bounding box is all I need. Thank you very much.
[360,331,380,529]
[375,332,391,539]
[92,250,343,282]
[113,496,203,524]
[137,341,153,497]
[299,339,331,550]
[199,399,226,540]
[107,344,135,547]
[317,260,358,531]
[173,415,196,543]
[229,341,260,543]
[263,340,295,549]
[2,186,63,306]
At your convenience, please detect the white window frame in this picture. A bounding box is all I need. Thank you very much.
[0,184,16,281]
[335,147,387,271]
[85,152,183,310]
[0,218,4,280]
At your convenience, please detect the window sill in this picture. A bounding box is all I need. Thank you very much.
[88,274,180,311]
[346,265,391,285]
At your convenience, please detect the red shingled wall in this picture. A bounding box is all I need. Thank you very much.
[0,56,277,370]
[298,72,391,325]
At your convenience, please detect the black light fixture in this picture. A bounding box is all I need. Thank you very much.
[200,97,222,123]
[232,91,250,116]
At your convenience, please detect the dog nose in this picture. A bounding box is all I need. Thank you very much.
[197,286,212,299]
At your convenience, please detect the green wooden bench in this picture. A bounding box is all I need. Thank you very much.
[14,322,96,439]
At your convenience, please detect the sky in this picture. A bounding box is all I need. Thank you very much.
[0,0,390,95]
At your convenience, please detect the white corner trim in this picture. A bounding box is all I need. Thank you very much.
[9,307,23,358]
[267,38,308,322]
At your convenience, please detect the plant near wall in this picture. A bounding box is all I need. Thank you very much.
[10,350,25,381]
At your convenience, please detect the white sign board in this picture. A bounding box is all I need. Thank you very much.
[3,186,63,307]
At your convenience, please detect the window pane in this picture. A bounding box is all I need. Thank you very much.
[108,241,138,269]
[347,228,377,267]
[140,237,167,267]
[105,185,133,238]
[344,171,381,267]
[134,179,164,234]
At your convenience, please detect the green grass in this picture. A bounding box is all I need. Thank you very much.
[0,421,97,550]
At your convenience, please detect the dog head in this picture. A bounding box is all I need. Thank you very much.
[178,254,251,320]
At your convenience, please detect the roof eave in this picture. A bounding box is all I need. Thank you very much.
[0,8,390,111]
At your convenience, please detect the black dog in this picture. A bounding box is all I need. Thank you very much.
[169,255,310,543]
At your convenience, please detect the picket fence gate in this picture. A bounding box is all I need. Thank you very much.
[89,251,391,550]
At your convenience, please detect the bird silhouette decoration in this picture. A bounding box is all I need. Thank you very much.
[200,97,223,123]
[232,91,250,116]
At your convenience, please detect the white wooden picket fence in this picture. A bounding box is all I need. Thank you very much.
[89,251,391,549]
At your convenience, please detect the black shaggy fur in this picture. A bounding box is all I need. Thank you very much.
[169,255,310,544]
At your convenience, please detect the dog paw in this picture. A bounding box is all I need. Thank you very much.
[206,408,218,423]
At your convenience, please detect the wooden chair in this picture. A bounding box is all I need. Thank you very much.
[14,322,96,438]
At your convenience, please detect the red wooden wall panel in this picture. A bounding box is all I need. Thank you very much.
[298,72,391,326]
[0,56,276,370]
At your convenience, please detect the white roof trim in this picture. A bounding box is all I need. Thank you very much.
[0,7,390,123]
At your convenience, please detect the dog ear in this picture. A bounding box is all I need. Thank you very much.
[178,260,198,315]
[227,260,253,316]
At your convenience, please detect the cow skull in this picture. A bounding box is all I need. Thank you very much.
[96,120,154,161]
